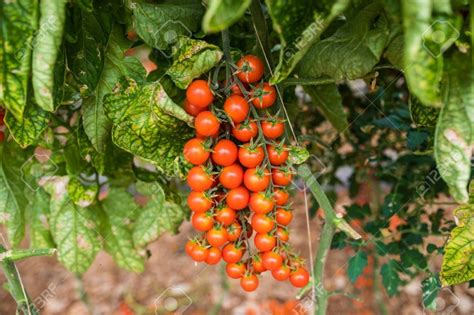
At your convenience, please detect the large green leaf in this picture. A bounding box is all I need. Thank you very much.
[434,52,473,203]
[131,0,203,50]
[0,0,38,120]
[202,0,251,33]
[166,36,223,89]
[380,259,402,296]
[268,0,350,84]
[347,251,368,283]
[28,189,55,249]
[133,182,187,247]
[103,79,193,177]
[304,84,348,132]
[32,0,67,112]
[297,1,389,81]
[82,26,146,153]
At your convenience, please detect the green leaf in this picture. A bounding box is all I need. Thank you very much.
[132,0,204,50]
[268,0,350,84]
[434,52,473,203]
[98,188,144,272]
[409,96,440,127]
[297,1,389,81]
[384,34,403,69]
[422,275,441,309]
[4,102,49,148]
[381,193,403,218]
[133,182,187,247]
[67,177,97,208]
[103,79,193,177]
[27,189,55,249]
[347,251,368,283]
[304,84,348,132]
[202,0,251,33]
[287,146,309,165]
[166,36,223,89]
[400,248,428,269]
[380,259,402,296]
[0,0,38,120]
[82,26,146,153]
[32,0,68,112]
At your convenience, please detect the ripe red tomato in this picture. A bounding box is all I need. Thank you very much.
[195,111,220,137]
[249,192,274,214]
[273,189,289,206]
[190,245,209,262]
[251,83,276,109]
[236,55,264,83]
[267,144,288,165]
[187,166,214,191]
[226,222,242,241]
[184,138,210,165]
[219,164,244,189]
[251,214,275,234]
[187,191,212,212]
[224,95,249,123]
[205,247,222,265]
[272,265,291,281]
[184,99,207,116]
[238,144,264,168]
[226,186,250,210]
[222,243,244,263]
[0,111,4,125]
[272,168,293,186]
[232,121,258,142]
[186,80,214,108]
[290,267,310,288]
[262,251,283,270]
[252,254,267,273]
[226,262,245,278]
[206,227,228,247]
[254,233,276,252]
[185,240,196,256]
[191,212,214,231]
[212,139,238,166]
[240,274,259,292]
[276,208,293,226]
[215,206,236,226]
[244,168,270,192]
[276,227,289,242]
[0,131,4,142]
[262,119,285,139]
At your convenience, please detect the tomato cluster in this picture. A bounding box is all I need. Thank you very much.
[0,110,5,142]
[183,55,310,292]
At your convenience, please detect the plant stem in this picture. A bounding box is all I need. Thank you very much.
[249,0,274,69]
[281,77,336,87]
[0,248,56,262]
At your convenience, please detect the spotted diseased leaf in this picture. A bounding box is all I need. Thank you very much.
[133,182,187,247]
[409,96,440,128]
[0,0,38,120]
[348,251,368,283]
[32,0,68,112]
[422,275,441,309]
[380,259,403,296]
[67,177,97,208]
[202,0,251,33]
[132,0,204,50]
[4,102,49,148]
[103,79,193,177]
[166,36,223,89]
[288,146,309,165]
[434,52,473,203]
[28,189,55,249]
[297,1,389,81]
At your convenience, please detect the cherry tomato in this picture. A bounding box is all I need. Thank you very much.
[238,144,264,168]
[251,214,275,234]
[206,226,228,247]
[236,55,264,83]
[184,99,207,116]
[187,166,214,192]
[226,222,242,241]
[251,83,276,109]
[262,119,284,139]
[219,164,243,189]
[222,243,244,263]
[276,208,293,226]
[232,121,258,142]
[186,80,214,108]
[273,189,289,206]
[226,186,250,210]
[240,274,259,292]
[244,168,270,192]
[276,227,289,242]
[190,245,209,262]
[290,267,310,288]
[252,254,267,273]
[262,251,283,270]
[184,138,210,165]
[226,262,245,278]
[267,144,288,165]
[195,111,220,137]
[215,206,236,226]
[249,192,274,214]
[224,95,249,123]
[205,247,222,265]
[191,212,214,231]
[272,168,293,186]
[212,139,238,166]
[185,240,196,256]
[254,233,276,252]
[187,191,212,212]
[272,265,291,281]
[0,111,4,125]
